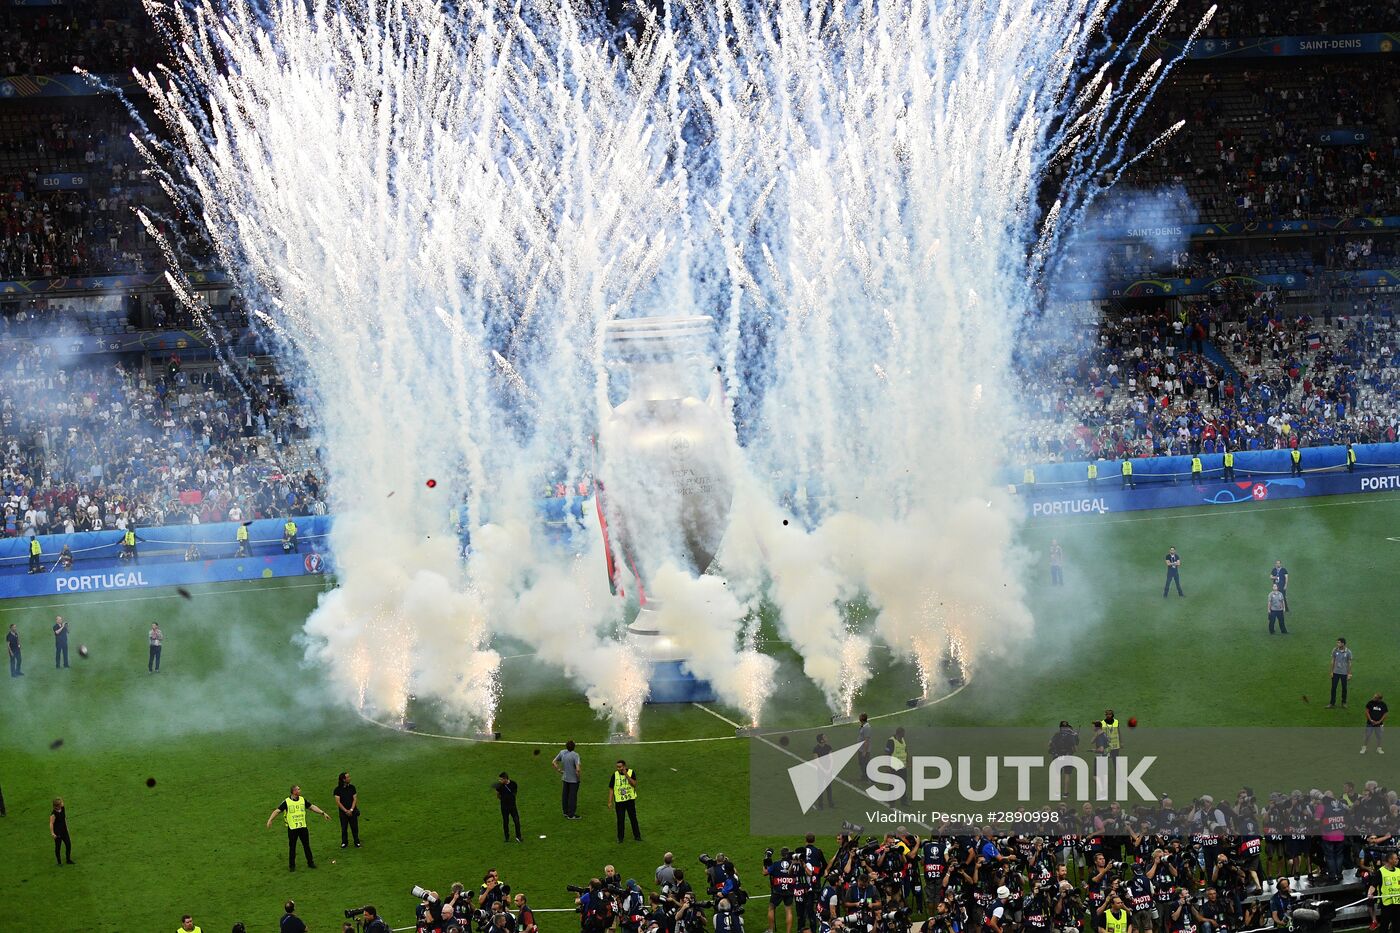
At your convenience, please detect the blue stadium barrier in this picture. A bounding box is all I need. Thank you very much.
[0,552,326,600]
[1015,442,1400,519]
[0,515,334,569]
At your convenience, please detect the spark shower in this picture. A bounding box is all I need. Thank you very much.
[133,0,1209,732]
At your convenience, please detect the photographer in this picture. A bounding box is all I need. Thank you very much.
[766,847,799,933]
[620,880,647,933]
[714,897,745,933]
[346,906,389,933]
[575,879,617,933]
[1268,878,1295,929]
[675,893,708,933]
[514,893,537,933]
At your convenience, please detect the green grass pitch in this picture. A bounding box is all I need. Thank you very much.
[3,490,1399,932]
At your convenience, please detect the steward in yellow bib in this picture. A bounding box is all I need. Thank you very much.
[885,727,911,804]
[1223,449,1235,481]
[1121,459,1134,489]
[1347,443,1357,473]
[608,759,642,843]
[1023,467,1035,488]
[265,784,330,871]
[1099,897,1132,933]
[1290,447,1302,476]
[1087,462,1098,485]
[120,528,138,563]
[1190,456,1202,481]
[28,535,41,574]
[1379,853,1400,931]
[236,523,250,557]
[282,519,298,553]
[1102,709,1122,757]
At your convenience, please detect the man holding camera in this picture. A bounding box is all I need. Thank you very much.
[345,906,388,933]
[496,772,523,843]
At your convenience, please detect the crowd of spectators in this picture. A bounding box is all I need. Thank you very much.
[1017,288,1400,464]
[0,347,322,539]
[0,1,160,77]
[1092,63,1400,228]
[1112,0,1400,39]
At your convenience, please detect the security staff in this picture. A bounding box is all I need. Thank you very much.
[1377,850,1400,933]
[884,728,909,804]
[265,784,331,871]
[1049,540,1065,586]
[495,771,522,843]
[1121,459,1134,489]
[1163,547,1183,598]
[1347,443,1357,473]
[236,522,251,557]
[1097,894,1133,933]
[1023,467,1036,491]
[1087,462,1098,486]
[283,519,298,553]
[1102,709,1122,761]
[28,535,41,573]
[1222,449,1235,481]
[121,528,138,563]
[177,914,202,933]
[1190,455,1202,483]
[607,759,642,843]
[1290,447,1302,477]
[53,616,69,669]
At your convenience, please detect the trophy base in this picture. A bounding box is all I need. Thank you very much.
[629,606,718,704]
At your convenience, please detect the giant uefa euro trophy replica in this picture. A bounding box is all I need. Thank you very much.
[595,316,735,704]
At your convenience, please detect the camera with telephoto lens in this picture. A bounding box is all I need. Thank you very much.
[345,906,370,918]
[841,821,865,835]
[567,884,592,894]
[412,886,438,902]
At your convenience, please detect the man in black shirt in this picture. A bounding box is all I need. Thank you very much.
[280,900,308,933]
[7,623,21,677]
[1363,694,1388,755]
[1270,561,1289,610]
[334,771,360,848]
[496,772,522,842]
[1163,548,1183,598]
[53,616,69,669]
[812,734,836,810]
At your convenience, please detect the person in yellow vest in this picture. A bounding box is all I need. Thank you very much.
[235,522,250,558]
[27,535,41,574]
[1121,459,1133,489]
[607,759,641,843]
[265,784,331,871]
[1190,455,1203,485]
[1022,467,1035,491]
[884,727,910,804]
[1378,850,1400,933]
[1347,442,1357,474]
[177,914,202,933]
[1223,449,1235,482]
[282,518,298,553]
[1290,446,1302,477]
[120,527,138,563]
[1102,709,1122,761]
[1087,462,1098,486]
[1097,894,1135,933]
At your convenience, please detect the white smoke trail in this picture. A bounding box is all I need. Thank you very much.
[136,0,688,725]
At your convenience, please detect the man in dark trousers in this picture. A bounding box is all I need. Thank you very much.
[1271,560,1290,611]
[53,616,69,669]
[552,740,582,819]
[7,623,22,677]
[50,796,73,865]
[608,759,641,843]
[334,771,360,848]
[265,784,332,871]
[1163,547,1183,597]
[1328,638,1353,709]
[495,772,522,842]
